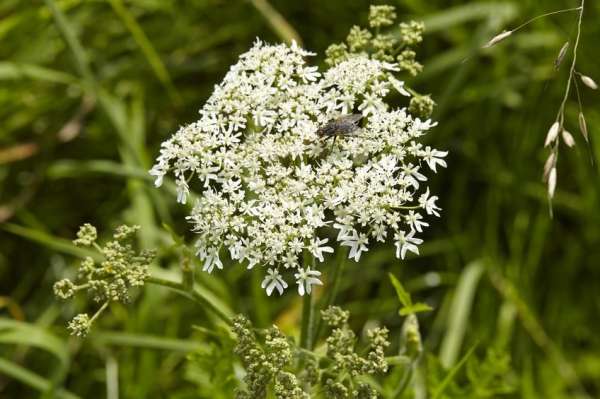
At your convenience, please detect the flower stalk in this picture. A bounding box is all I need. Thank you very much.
[146,275,232,325]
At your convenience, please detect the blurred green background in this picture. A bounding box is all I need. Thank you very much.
[1,0,599,397]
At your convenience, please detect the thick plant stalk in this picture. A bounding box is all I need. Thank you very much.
[299,292,314,349]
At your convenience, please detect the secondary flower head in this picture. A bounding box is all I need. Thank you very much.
[150,39,446,296]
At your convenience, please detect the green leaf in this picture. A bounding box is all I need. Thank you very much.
[432,343,479,399]
[93,331,204,352]
[439,261,485,368]
[0,62,79,85]
[1,223,100,261]
[0,358,80,399]
[388,273,413,308]
[399,302,433,316]
[0,318,70,368]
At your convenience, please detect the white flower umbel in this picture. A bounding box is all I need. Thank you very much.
[150,39,447,295]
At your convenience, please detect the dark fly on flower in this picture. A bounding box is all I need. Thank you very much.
[316,114,364,148]
[317,114,363,138]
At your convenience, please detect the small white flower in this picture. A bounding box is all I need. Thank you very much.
[419,188,441,217]
[389,76,411,97]
[394,230,423,260]
[176,179,189,204]
[421,146,448,172]
[405,210,428,233]
[294,267,323,296]
[402,163,427,189]
[199,247,223,273]
[149,167,165,187]
[308,237,334,262]
[341,231,369,261]
[261,268,288,296]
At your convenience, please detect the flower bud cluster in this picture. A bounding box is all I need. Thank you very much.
[231,307,393,397]
[53,224,154,336]
[323,307,390,377]
[328,5,425,83]
[150,35,445,296]
[232,315,308,399]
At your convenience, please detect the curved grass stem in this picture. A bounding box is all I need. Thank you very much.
[146,275,232,325]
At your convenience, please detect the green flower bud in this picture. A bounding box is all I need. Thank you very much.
[53,278,75,299]
[369,5,396,28]
[68,313,91,337]
[73,223,97,246]
[409,95,435,118]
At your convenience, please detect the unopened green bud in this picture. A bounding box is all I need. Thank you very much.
[73,223,97,246]
[369,5,396,28]
[401,314,422,359]
[409,95,435,118]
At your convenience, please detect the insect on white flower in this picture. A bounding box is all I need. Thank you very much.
[150,39,447,296]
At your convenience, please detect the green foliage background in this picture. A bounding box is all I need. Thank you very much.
[1,0,599,397]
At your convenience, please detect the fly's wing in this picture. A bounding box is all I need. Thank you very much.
[335,114,364,136]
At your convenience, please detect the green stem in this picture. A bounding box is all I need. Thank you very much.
[146,276,232,325]
[314,248,347,344]
[511,6,582,34]
[299,291,314,349]
[90,301,109,324]
[557,0,584,119]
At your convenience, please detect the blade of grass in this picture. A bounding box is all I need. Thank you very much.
[106,0,179,101]
[439,260,484,368]
[0,358,80,399]
[44,0,94,84]
[249,0,302,45]
[432,343,479,399]
[1,223,100,260]
[489,270,591,397]
[46,160,151,181]
[93,331,203,352]
[146,275,233,325]
[0,62,79,85]
[0,318,69,368]
[420,2,517,33]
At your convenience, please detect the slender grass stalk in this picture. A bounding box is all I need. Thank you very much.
[557,0,584,119]
[146,276,232,325]
[510,7,582,34]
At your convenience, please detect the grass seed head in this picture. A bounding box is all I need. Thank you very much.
[581,75,598,90]
[483,30,512,48]
[544,121,561,147]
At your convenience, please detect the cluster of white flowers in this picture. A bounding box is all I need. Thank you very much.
[150,39,446,296]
